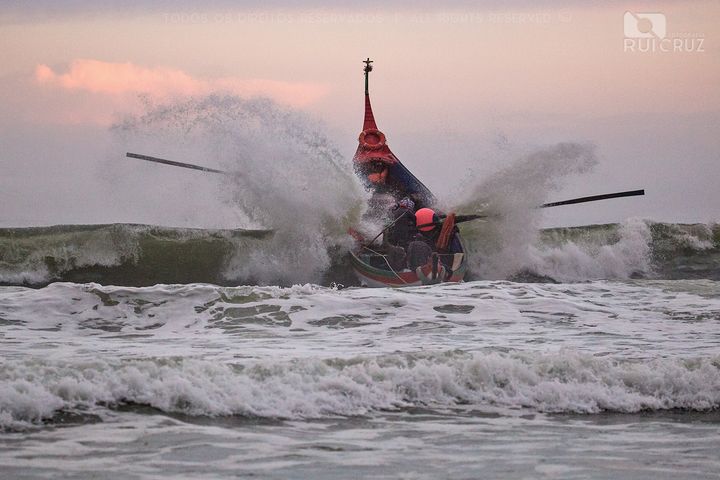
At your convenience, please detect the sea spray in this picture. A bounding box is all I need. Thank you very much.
[111,95,369,284]
[455,142,599,279]
[526,217,653,281]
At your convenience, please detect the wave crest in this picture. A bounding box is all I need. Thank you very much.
[3,351,719,429]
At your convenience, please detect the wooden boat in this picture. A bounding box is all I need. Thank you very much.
[350,244,468,287]
[350,59,468,287]
[119,61,644,288]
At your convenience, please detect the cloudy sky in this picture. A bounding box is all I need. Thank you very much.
[1,1,718,227]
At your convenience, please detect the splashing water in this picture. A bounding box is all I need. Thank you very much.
[111,95,368,284]
[526,217,653,281]
[454,142,599,279]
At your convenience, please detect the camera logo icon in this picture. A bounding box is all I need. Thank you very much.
[624,12,666,38]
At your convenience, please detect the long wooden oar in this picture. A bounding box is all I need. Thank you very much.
[449,189,646,224]
[540,189,644,208]
[125,152,227,174]
[124,152,645,229]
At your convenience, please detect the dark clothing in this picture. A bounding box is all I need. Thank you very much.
[415,225,461,271]
[415,228,439,250]
[385,207,416,249]
[447,231,462,254]
[406,238,433,269]
[385,245,407,271]
[421,223,461,251]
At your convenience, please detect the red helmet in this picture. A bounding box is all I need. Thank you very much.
[415,208,437,232]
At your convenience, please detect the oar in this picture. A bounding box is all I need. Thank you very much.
[422,189,647,228]
[125,152,228,174]
[540,189,644,208]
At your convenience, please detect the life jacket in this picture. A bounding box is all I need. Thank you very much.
[436,213,456,252]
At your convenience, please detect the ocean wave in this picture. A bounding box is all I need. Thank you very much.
[0,221,717,286]
[524,217,654,282]
[2,351,718,429]
[528,220,719,282]
[0,224,271,286]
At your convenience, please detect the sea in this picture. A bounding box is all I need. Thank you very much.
[2,96,719,478]
[1,220,719,479]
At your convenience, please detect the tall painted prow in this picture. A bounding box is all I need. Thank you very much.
[352,59,436,207]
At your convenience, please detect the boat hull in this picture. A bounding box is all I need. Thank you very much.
[349,249,467,288]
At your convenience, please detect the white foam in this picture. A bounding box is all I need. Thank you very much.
[2,351,719,429]
[666,223,716,251]
[527,218,653,281]
[2,279,720,429]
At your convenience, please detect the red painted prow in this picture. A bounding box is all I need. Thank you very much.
[353,58,397,177]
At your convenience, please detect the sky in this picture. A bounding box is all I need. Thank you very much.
[1,1,718,228]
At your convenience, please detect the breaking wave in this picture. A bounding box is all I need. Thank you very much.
[1,221,717,286]
[0,224,272,286]
[447,142,719,282]
[523,219,719,282]
[2,351,719,429]
[108,95,368,285]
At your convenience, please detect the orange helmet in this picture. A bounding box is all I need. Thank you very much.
[415,208,437,232]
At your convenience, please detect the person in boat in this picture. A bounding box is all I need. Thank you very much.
[385,244,407,271]
[384,197,416,249]
[358,159,425,208]
[406,232,433,270]
[414,208,441,246]
[406,208,439,270]
[366,160,389,185]
[409,208,462,271]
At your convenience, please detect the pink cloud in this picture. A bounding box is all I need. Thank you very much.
[34,59,327,107]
